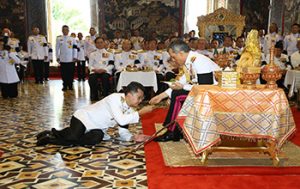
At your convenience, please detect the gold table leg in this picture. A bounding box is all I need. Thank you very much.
[200,150,208,165]
[265,140,280,166]
[199,140,280,166]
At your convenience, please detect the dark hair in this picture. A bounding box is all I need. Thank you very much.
[124,82,145,95]
[94,37,104,43]
[189,37,198,43]
[292,23,300,27]
[224,35,233,41]
[236,36,244,41]
[148,38,158,44]
[270,23,278,33]
[167,39,190,53]
[32,26,39,30]
[62,25,69,29]
[275,40,283,50]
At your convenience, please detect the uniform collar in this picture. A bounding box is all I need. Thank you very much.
[185,51,197,66]
[120,94,131,110]
[97,48,105,52]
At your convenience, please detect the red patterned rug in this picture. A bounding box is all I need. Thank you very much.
[142,108,300,189]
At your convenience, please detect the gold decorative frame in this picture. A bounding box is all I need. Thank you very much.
[197,7,245,40]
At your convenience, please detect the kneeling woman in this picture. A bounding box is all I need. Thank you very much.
[0,39,21,98]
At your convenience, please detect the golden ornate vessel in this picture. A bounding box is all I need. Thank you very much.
[240,67,261,89]
[236,30,262,89]
[214,53,231,69]
[261,46,282,89]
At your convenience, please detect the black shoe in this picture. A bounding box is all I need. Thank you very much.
[36,135,57,146]
[39,81,44,84]
[68,86,73,90]
[44,78,49,81]
[154,124,182,142]
[36,130,52,140]
[62,87,67,91]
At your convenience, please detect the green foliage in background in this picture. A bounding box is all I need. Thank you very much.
[52,0,89,34]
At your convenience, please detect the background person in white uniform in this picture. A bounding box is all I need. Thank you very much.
[36,82,154,146]
[0,39,21,98]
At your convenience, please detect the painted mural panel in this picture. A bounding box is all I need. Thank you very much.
[0,0,26,44]
[101,0,183,39]
[241,0,270,32]
[284,0,300,34]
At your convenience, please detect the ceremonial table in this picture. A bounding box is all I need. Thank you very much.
[116,71,158,92]
[176,85,296,166]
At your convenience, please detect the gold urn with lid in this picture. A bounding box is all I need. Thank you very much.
[261,45,282,89]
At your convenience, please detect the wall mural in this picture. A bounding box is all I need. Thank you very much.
[284,0,300,34]
[241,0,270,32]
[100,0,183,39]
[0,0,26,45]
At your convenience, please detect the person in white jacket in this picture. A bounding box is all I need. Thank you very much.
[149,40,220,142]
[55,25,78,91]
[0,39,21,98]
[36,82,154,146]
[88,37,114,100]
[27,27,48,84]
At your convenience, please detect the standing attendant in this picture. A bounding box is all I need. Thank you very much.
[44,41,53,81]
[77,32,86,81]
[56,25,78,91]
[27,27,48,84]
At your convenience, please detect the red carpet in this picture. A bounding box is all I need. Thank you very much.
[142,108,300,189]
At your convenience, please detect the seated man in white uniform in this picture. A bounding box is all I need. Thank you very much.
[291,40,300,68]
[114,39,140,83]
[88,37,114,100]
[36,82,154,146]
[150,40,220,142]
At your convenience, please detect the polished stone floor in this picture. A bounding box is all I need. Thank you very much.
[0,80,148,189]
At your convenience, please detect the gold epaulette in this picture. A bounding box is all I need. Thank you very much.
[136,49,146,53]
[106,48,114,53]
[114,49,122,54]
[131,50,138,55]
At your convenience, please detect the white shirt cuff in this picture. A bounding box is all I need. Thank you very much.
[118,127,133,141]
[165,88,172,98]
[183,84,193,91]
